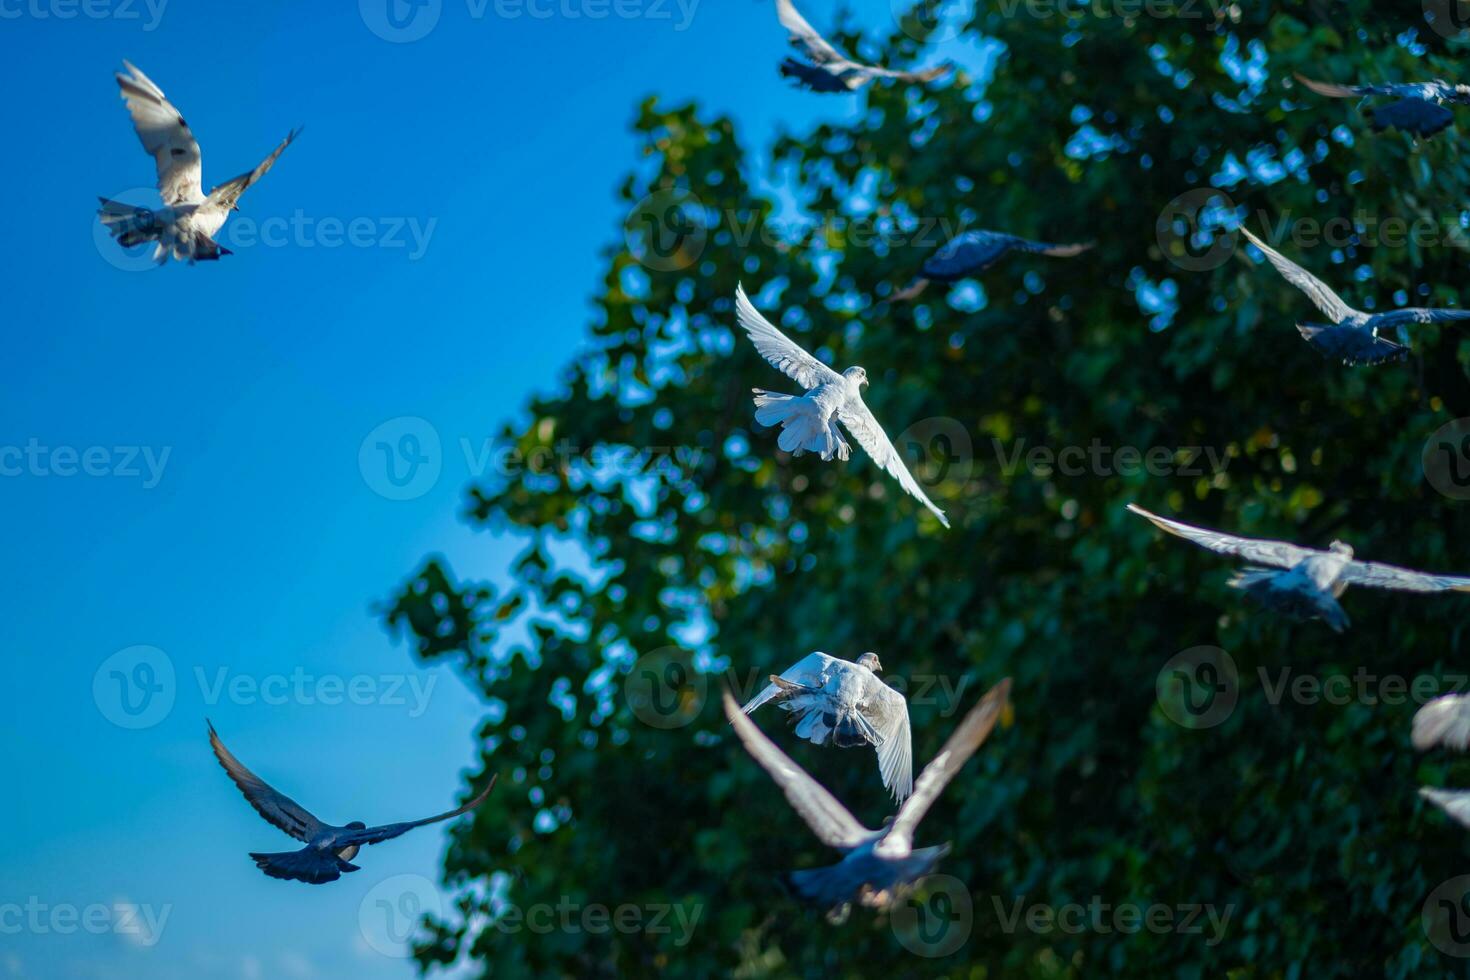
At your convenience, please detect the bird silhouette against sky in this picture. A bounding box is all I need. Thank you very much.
[735,283,950,528]
[1129,504,1470,631]
[1239,226,1470,366]
[893,230,1093,301]
[723,679,1009,921]
[209,721,495,884]
[99,61,300,264]
[1296,72,1470,139]
[742,651,913,803]
[773,0,951,94]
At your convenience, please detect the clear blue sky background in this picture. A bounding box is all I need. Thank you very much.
[0,2,985,976]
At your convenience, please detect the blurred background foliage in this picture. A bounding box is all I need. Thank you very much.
[382,1,1470,975]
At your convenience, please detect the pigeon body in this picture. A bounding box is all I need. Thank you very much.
[735,284,950,528]
[1414,696,1470,829]
[742,652,913,802]
[723,679,1009,921]
[895,230,1092,300]
[208,721,494,884]
[774,0,951,94]
[1128,503,1470,631]
[1296,73,1470,138]
[100,62,299,264]
[1239,226,1470,365]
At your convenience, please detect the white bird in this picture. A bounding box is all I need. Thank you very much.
[1420,787,1470,829]
[98,61,300,264]
[774,0,952,94]
[1413,694,1470,829]
[723,678,1009,921]
[735,284,951,528]
[741,652,913,803]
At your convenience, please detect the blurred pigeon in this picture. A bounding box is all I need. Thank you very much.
[724,679,1008,920]
[1414,694,1470,752]
[99,61,300,264]
[1240,226,1470,366]
[1296,73,1470,139]
[209,721,494,884]
[1419,787,1470,828]
[894,230,1093,300]
[735,283,950,528]
[742,651,913,802]
[775,0,952,94]
[1128,503,1470,632]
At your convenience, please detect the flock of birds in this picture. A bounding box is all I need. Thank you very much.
[92,0,1470,927]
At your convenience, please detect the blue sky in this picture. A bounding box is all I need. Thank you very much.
[0,2,984,976]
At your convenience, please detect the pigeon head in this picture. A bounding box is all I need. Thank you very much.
[844,366,869,388]
[856,651,882,672]
[1328,541,1354,558]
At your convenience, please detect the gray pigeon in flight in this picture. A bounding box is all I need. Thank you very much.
[774,0,952,94]
[741,652,913,803]
[1128,504,1470,632]
[723,678,1009,921]
[1296,73,1470,139]
[735,283,950,528]
[99,62,300,264]
[894,230,1093,301]
[1239,226,1470,366]
[1413,695,1470,829]
[208,721,495,884]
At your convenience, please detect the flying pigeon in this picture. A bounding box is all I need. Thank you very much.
[741,652,913,803]
[723,678,1009,921]
[1295,73,1470,139]
[1128,503,1470,631]
[1239,226,1470,366]
[774,0,952,94]
[1413,695,1470,829]
[208,721,495,884]
[894,230,1093,301]
[99,61,300,264]
[734,283,950,528]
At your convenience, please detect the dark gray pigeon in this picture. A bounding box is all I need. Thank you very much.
[723,678,1009,922]
[209,721,495,884]
[1296,73,1470,139]
[894,230,1093,300]
[775,0,951,94]
[1239,226,1470,366]
[1128,504,1470,632]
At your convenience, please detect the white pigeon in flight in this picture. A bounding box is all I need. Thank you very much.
[774,0,952,94]
[1413,694,1470,829]
[98,61,300,264]
[734,284,951,528]
[741,652,913,803]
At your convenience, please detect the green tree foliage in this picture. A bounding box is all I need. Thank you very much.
[384,3,1470,975]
